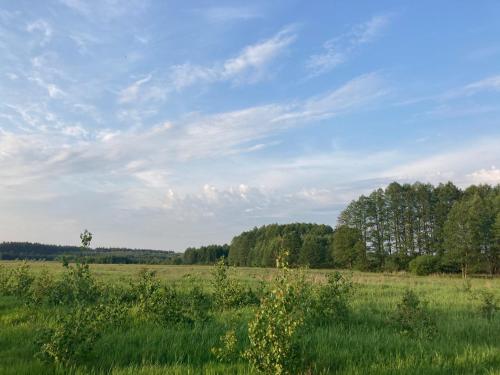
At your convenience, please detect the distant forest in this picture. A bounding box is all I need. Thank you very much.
[0,242,176,264]
[2,182,499,275]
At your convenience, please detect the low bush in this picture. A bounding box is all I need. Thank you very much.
[313,271,353,323]
[409,255,439,276]
[212,328,239,363]
[211,259,258,309]
[393,289,436,338]
[477,290,498,321]
[36,302,126,366]
[0,261,34,298]
[47,263,101,305]
[131,269,211,325]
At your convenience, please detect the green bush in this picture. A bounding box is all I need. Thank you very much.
[394,290,436,338]
[0,261,34,298]
[244,252,310,374]
[477,290,498,321]
[50,263,101,305]
[211,259,257,309]
[28,269,56,305]
[212,329,239,363]
[409,255,439,276]
[131,269,211,325]
[36,301,128,366]
[313,271,353,323]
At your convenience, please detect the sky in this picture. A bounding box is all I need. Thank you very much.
[1,0,500,250]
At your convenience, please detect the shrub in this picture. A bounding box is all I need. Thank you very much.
[477,290,497,320]
[37,305,97,365]
[183,285,212,323]
[28,269,56,305]
[0,265,11,295]
[211,329,239,362]
[409,255,439,276]
[36,302,127,366]
[393,290,436,338]
[0,261,35,298]
[131,269,163,317]
[131,269,211,325]
[313,271,353,323]
[211,258,252,309]
[49,263,101,305]
[244,252,309,374]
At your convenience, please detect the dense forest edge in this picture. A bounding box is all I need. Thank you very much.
[2,181,499,276]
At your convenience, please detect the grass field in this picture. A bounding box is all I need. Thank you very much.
[0,260,499,374]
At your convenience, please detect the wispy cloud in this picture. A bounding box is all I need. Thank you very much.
[170,26,297,89]
[26,19,53,46]
[444,75,500,98]
[118,74,153,103]
[307,14,391,76]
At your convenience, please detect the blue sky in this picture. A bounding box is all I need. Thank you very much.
[1,0,499,250]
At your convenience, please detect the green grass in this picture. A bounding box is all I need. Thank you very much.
[0,260,499,374]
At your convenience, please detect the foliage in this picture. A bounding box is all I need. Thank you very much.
[211,259,257,309]
[477,290,498,321]
[183,244,229,265]
[339,182,499,274]
[313,271,353,323]
[131,269,211,325]
[244,252,310,374]
[36,302,127,366]
[0,241,176,264]
[393,290,436,338]
[80,229,93,250]
[0,261,500,374]
[409,255,440,276]
[28,268,56,305]
[228,223,333,268]
[0,261,34,298]
[52,263,101,305]
[331,226,366,269]
[211,329,239,363]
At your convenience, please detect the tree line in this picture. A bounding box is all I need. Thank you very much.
[0,242,176,264]
[336,182,499,276]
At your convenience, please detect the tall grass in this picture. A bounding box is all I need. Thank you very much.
[0,261,498,374]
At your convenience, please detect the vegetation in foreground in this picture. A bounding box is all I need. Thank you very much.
[0,254,499,374]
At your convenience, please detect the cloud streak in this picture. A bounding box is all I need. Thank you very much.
[170,26,297,89]
[307,14,391,76]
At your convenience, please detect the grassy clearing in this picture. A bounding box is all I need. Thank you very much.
[0,260,499,374]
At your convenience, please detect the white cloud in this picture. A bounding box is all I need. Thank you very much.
[307,14,391,76]
[26,19,53,46]
[459,75,500,95]
[118,74,153,103]
[29,77,66,98]
[467,166,500,185]
[379,138,500,187]
[170,26,296,89]
[221,27,296,80]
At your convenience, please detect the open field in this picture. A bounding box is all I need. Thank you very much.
[0,260,499,374]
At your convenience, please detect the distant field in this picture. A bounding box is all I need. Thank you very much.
[0,261,499,374]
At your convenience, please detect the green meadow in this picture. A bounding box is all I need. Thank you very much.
[0,260,499,375]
